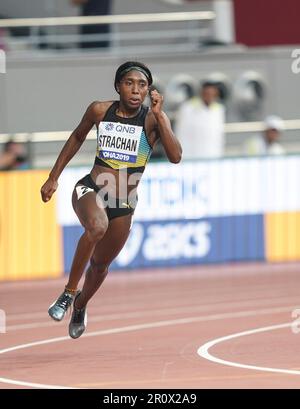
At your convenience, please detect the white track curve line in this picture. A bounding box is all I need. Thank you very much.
[197,322,300,376]
[0,317,209,389]
[0,377,75,389]
[0,312,294,389]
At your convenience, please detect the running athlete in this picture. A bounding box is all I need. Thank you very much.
[40,61,182,339]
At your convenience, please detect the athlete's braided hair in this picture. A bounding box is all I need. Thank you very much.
[114,61,153,93]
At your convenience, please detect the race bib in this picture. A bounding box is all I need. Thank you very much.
[97,122,142,163]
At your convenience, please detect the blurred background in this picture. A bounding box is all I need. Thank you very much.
[0,0,299,281]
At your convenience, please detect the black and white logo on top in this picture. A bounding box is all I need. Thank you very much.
[76,185,94,200]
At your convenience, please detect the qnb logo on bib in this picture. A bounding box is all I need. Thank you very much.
[115,124,136,134]
[98,121,142,163]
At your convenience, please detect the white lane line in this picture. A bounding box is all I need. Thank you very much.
[6,305,294,332]
[6,295,299,331]
[0,377,75,389]
[0,306,295,389]
[197,322,300,375]
[6,292,298,322]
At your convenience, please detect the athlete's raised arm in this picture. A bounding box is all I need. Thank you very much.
[150,89,182,164]
[40,101,102,203]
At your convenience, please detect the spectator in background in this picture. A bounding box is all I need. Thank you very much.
[243,115,286,156]
[175,81,225,159]
[0,140,28,170]
[71,0,111,49]
[0,28,6,51]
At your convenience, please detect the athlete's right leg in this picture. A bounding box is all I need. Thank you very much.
[66,187,109,291]
[48,184,108,321]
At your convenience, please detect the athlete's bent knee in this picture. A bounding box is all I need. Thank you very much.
[85,218,108,243]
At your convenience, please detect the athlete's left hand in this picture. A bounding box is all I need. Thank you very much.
[150,89,164,116]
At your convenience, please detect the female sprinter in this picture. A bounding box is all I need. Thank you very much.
[41,61,182,339]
